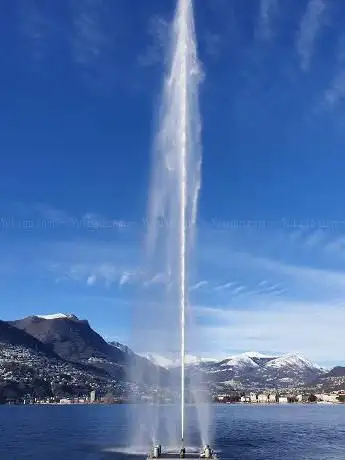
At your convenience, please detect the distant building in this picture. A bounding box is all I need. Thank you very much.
[90,390,96,403]
[316,393,339,403]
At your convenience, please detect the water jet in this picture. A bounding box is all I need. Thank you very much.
[128,0,215,456]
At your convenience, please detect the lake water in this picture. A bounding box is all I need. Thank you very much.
[0,404,345,459]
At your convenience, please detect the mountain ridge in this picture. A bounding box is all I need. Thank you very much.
[0,312,341,400]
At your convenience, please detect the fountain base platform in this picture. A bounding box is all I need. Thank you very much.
[147,445,217,460]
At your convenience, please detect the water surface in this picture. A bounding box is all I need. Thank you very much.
[1,404,345,459]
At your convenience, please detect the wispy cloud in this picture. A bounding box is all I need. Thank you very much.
[190,280,208,291]
[256,0,279,41]
[119,272,131,286]
[15,0,122,88]
[143,273,166,287]
[296,0,326,72]
[18,0,51,63]
[213,281,236,292]
[324,69,345,109]
[232,285,245,295]
[242,253,345,293]
[323,236,345,256]
[241,282,285,299]
[258,280,268,287]
[199,225,345,311]
[71,0,107,67]
[0,231,142,290]
[54,262,121,287]
[304,228,326,248]
[86,275,97,286]
[137,16,168,68]
[203,32,222,58]
[320,34,345,113]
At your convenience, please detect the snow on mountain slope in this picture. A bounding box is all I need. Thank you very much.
[221,355,259,369]
[108,341,132,354]
[36,313,78,320]
[241,351,275,359]
[195,351,325,389]
[142,353,175,369]
[265,353,321,370]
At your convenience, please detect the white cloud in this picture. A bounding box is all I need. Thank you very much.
[62,263,117,287]
[70,0,108,67]
[258,280,268,287]
[323,235,345,256]
[54,263,143,289]
[18,0,51,63]
[87,275,96,286]
[190,280,208,291]
[7,236,142,288]
[143,273,166,287]
[296,0,326,72]
[203,32,222,58]
[232,285,245,295]
[260,256,345,288]
[324,69,345,108]
[194,300,345,365]
[304,229,326,248]
[257,0,278,40]
[208,247,345,294]
[213,278,285,302]
[213,281,236,292]
[119,272,131,286]
[322,34,345,110]
[137,16,168,68]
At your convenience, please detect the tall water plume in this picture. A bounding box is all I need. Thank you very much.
[127,0,210,450]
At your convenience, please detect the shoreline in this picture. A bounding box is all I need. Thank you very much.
[2,401,344,407]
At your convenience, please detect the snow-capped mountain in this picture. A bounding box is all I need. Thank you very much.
[198,352,325,390]
[141,353,176,369]
[219,355,259,370]
[36,313,78,320]
[2,312,330,395]
[265,353,321,370]
[108,341,133,355]
[141,350,325,388]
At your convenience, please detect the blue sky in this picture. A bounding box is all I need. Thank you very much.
[1,0,345,367]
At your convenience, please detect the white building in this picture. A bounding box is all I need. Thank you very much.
[316,393,339,403]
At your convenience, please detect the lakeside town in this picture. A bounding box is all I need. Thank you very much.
[5,389,345,405]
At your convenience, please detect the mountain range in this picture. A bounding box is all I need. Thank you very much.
[0,313,344,401]
[143,351,327,390]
